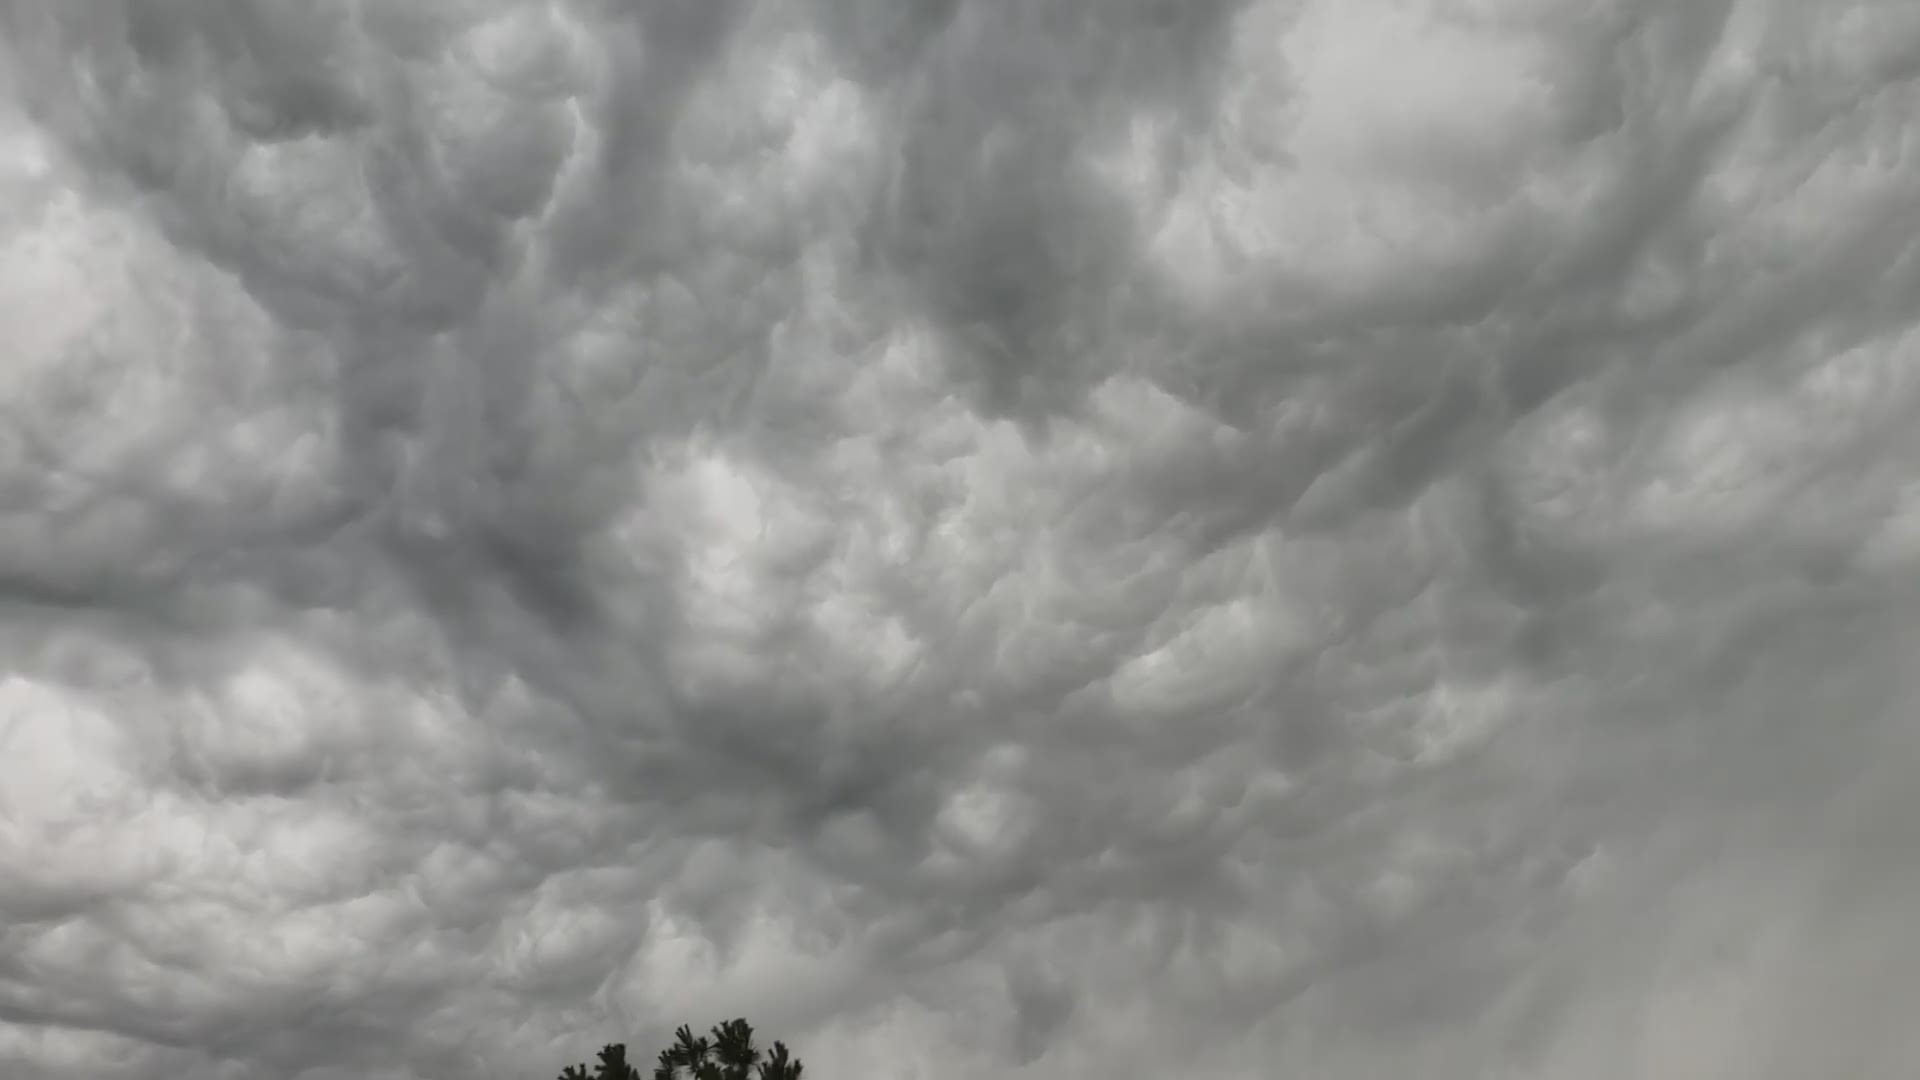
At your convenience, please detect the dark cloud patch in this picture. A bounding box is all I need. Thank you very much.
[843,0,1247,422]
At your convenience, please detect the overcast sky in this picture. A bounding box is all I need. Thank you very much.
[3,1,1920,1077]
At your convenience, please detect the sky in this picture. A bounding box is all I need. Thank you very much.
[3,0,1920,1077]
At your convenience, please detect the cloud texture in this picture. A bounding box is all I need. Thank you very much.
[4,0,1920,1076]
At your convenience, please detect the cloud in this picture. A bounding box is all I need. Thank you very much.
[4,0,1920,1077]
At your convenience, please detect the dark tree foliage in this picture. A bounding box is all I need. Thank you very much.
[555,1018,803,1080]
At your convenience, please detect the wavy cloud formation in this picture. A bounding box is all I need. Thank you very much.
[4,1,1920,1077]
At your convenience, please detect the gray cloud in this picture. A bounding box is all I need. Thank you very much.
[4,0,1920,1076]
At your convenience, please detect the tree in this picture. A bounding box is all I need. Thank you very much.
[558,1044,640,1080]
[555,1018,803,1080]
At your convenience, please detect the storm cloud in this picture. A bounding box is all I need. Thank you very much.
[4,0,1920,1076]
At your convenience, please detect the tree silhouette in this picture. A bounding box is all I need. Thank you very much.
[558,1043,641,1080]
[554,1018,803,1080]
